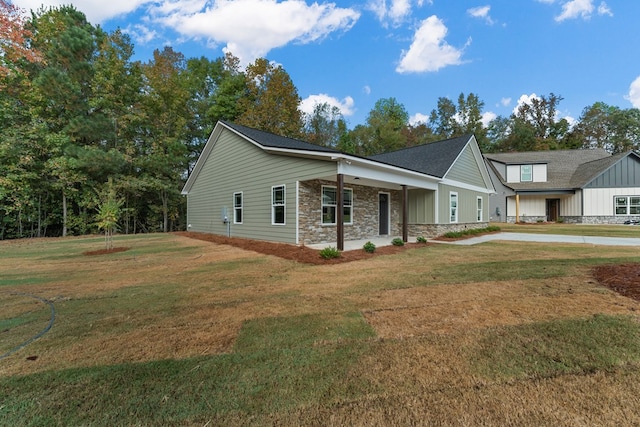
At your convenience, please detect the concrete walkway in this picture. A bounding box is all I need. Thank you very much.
[309,232,640,251]
[308,236,415,251]
[435,232,640,247]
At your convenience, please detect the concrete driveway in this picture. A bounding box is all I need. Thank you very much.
[438,232,640,246]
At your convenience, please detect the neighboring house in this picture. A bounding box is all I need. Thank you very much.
[182,121,495,249]
[484,149,640,224]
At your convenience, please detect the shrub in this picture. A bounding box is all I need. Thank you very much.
[363,241,376,253]
[442,225,501,239]
[557,217,564,223]
[416,236,427,244]
[319,246,340,259]
[391,237,405,246]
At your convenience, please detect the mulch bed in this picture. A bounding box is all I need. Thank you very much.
[593,263,640,302]
[175,231,429,265]
[83,247,130,256]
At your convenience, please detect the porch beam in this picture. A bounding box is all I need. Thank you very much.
[337,173,344,251]
[402,185,408,242]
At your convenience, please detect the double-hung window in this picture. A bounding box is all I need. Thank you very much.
[615,196,640,215]
[520,165,532,182]
[450,192,458,223]
[322,186,353,225]
[476,196,483,222]
[233,192,243,224]
[272,185,285,225]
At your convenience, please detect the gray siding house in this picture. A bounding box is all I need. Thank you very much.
[182,121,495,248]
[485,149,640,224]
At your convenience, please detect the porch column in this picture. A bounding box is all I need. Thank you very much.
[402,185,408,242]
[337,173,344,251]
[515,193,520,223]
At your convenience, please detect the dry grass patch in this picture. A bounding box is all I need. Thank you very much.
[2,232,640,425]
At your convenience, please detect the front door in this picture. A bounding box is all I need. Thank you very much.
[546,199,560,222]
[379,193,390,235]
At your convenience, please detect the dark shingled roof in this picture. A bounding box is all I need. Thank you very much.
[484,148,612,190]
[368,135,472,178]
[222,121,340,153]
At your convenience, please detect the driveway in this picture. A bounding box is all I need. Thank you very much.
[438,232,640,246]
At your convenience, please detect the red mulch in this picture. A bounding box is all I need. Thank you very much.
[174,231,429,265]
[593,263,640,302]
[83,247,130,256]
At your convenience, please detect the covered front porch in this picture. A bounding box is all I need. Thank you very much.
[298,158,440,250]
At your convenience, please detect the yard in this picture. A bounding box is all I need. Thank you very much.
[2,225,640,425]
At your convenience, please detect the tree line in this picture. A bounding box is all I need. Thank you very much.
[1,3,639,240]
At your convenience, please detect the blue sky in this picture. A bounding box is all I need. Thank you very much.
[12,0,640,128]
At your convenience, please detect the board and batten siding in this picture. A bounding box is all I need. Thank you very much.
[505,194,582,217]
[445,145,487,188]
[584,155,640,189]
[187,129,337,244]
[438,183,487,223]
[407,189,435,224]
[583,188,640,216]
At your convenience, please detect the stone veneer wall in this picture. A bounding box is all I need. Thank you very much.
[507,216,640,224]
[298,179,402,245]
[408,222,490,239]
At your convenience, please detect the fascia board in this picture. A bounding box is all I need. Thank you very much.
[440,178,495,194]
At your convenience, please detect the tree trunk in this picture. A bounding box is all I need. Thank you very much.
[161,189,168,232]
[62,191,67,237]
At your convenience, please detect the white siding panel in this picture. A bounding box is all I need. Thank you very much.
[583,188,640,215]
[532,164,547,182]
[506,165,519,183]
[560,192,583,216]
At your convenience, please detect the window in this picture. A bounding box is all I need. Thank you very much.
[520,165,532,182]
[322,186,353,225]
[233,192,243,224]
[450,192,458,223]
[615,196,640,215]
[476,196,483,222]
[272,185,285,225]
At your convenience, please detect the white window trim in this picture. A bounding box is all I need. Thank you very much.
[476,196,483,222]
[614,195,640,216]
[233,192,243,224]
[321,185,353,226]
[520,165,533,182]
[450,191,458,224]
[272,185,286,225]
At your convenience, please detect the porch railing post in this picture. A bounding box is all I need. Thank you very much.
[402,185,408,242]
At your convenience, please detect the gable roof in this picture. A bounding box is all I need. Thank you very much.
[484,148,612,191]
[368,134,473,178]
[221,121,340,153]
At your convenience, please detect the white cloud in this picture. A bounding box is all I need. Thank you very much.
[12,0,152,24]
[500,97,512,107]
[363,85,372,95]
[409,112,429,125]
[597,1,613,17]
[481,111,497,127]
[554,0,612,22]
[368,0,417,26]
[396,15,467,74]
[150,0,360,65]
[300,94,355,117]
[124,24,159,44]
[626,76,640,109]
[467,5,494,25]
[512,93,540,115]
